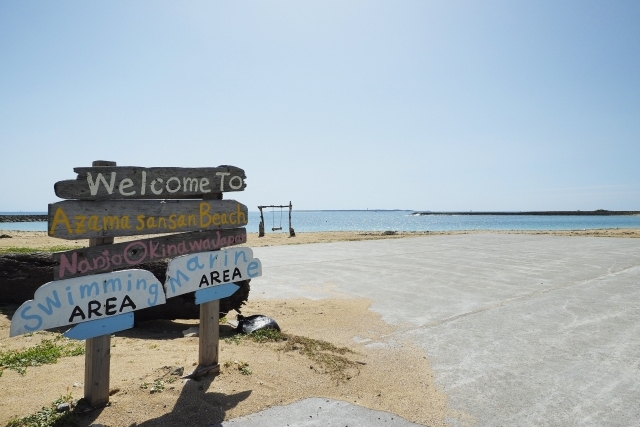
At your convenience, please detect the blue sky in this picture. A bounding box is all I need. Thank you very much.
[1,1,638,211]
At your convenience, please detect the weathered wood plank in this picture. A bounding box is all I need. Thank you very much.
[85,333,110,407]
[52,228,247,280]
[54,166,246,200]
[48,199,248,240]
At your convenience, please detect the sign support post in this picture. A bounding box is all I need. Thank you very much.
[84,160,116,407]
[198,192,221,373]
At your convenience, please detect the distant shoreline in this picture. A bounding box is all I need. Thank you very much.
[2,209,640,224]
[412,210,640,216]
[0,215,47,223]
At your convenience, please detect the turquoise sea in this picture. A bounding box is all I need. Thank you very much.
[2,211,640,233]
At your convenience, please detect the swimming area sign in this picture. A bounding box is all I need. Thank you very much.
[10,269,165,337]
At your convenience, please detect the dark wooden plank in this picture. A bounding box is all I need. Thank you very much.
[54,166,246,200]
[52,228,247,280]
[48,199,248,240]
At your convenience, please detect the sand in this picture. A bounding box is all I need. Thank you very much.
[1,228,638,426]
[1,227,639,252]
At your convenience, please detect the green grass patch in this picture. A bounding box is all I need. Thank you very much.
[0,335,85,377]
[223,360,252,375]
[6,393,77,427]
[224,328,359,381]
[0,246,82,254]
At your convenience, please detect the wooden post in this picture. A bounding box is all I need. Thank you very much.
[198,193,221,372]
[199,299,219,366]
[258,207,265,237]
[84,160,116,407]
[289,201,295,237]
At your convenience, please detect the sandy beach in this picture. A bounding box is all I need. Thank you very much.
[1,228,639,252]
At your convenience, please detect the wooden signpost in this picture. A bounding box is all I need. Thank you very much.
[11,160,261,408]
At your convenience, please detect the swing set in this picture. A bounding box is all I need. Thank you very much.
[258,201,295,237]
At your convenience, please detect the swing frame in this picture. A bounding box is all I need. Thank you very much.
[258,201,295,237]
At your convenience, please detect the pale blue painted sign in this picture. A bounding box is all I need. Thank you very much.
[195,283,240,305]
[164,247,262,299]
[10,269,165,337]
[64,312,134,340]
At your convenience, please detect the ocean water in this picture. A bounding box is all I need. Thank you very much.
[2,211,640,233]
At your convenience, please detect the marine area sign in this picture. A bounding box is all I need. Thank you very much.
[165,247,262,298]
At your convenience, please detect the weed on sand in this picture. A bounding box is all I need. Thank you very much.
[225,328,360,381]
[5,393,77,427]
[0,335,84,377]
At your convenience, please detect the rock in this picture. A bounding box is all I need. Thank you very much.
[56,403,70,412]
[171,367,184,376]
[0,234,11,238]
[182,326,199,337]
[237,314,280,334]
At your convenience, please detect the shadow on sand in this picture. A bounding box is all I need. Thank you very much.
[76,320,252,427]
[79,374,251,427]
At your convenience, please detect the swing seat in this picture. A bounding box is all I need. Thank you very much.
[272,227,282,231]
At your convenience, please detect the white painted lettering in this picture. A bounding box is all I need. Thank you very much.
[87,172,116,196]
[229,175,243,190]
[150,178,164,195]
[141,171,147,196]
[166,177,181,193]
[119,178,136,196]
[216,172,230,191]
[200,177,211,193]
[183,177,199,193]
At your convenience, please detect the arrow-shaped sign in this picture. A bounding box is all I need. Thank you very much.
[164,247,261,299]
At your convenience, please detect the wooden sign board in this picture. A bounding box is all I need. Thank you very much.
[54,166,246,200]
[165,247,262,298]
[10,269,165,337]
[48,199,248,240]
[53,228,247,280]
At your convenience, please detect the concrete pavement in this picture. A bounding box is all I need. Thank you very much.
[223,234,640,426]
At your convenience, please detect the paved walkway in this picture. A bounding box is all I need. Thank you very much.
[224,234,640,426]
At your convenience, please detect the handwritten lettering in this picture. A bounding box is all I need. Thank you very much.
[83,170,243,198]
[49,201,247,239]
[165,247,262,298]
[10,270,165,337]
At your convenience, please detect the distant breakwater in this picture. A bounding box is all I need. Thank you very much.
[0,215,48,223]
[412,210,640,216]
